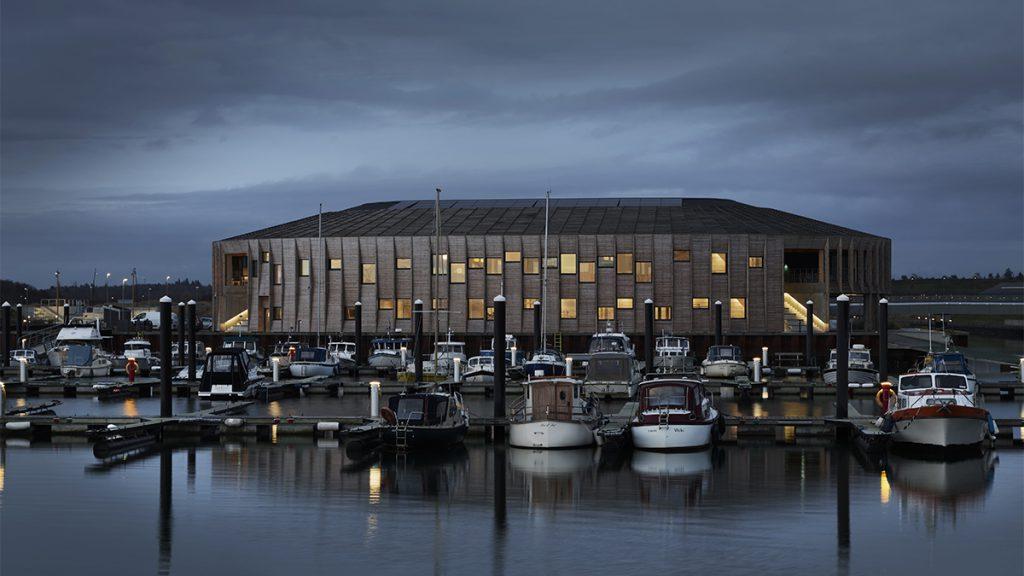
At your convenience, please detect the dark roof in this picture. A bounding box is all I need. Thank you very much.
[224,198,882,240]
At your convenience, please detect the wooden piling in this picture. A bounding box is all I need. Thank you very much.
[159,296,172,418]
[714,300,722,346]
[644,298,654,375]
[177,302,186,367]
[493,295,506,442]
[186,300,197,381]
[836,294,850,419]
[413,299,423,383]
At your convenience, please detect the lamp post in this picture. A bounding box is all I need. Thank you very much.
[121,278,128,303]
[105,272,111,303]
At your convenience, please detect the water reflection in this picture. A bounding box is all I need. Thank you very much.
[377,447,469,498]
[631,449,712,509]
[158,449,172,576]
[509,447,599,511]
[886,451,998,532]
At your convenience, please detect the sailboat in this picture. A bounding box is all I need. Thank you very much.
[526,191,568,380]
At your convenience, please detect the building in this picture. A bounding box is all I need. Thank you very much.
[212,198,891,345]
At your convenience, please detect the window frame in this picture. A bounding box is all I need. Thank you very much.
[361,263,377,284]
[523,258,540,274]
[396,299,412,319]
[468,257,485,269]
[597,306,615,320]
[635,261,652,283]
[468,298,485,319]
[730,297,747,319]
[329,258,342,271]
[450,262,466,284]
[748,256,763,269]
[299,259,311,277]
[579,261,596,283]
[486,257,502,275]
[616,297,634,310]
[378,298,395,310]
[504,251,521,263]
[560,253,577,275]
[711,252,728,274]
[692,297,710,310]
[616,253,633,274]
[655,306,672,320]
[396,257,412,270]
[560,298,577,319]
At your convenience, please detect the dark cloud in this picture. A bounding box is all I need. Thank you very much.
[1,0,1021,285]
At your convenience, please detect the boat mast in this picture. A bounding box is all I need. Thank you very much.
[434,188,442,366]
[541,190,550,351]
[316,202,323,347]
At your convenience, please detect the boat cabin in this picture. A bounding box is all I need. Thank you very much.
[64,344,97,367]
[327,341,356,356]
[589,330,633,355]
[466,355,494,371]
[585,353,634,382]
[10,349,37,364]
[656,336,690,356]
[124,339,152,352]
[171,340,206,358]
[224,336,260,356]
[635,379,708,424]
[386,392,461,426]
[435,342,465,356]
[706,345,742,362]
[54,325,105,345]
[523,378,584,422]
[828,345,872,366]
[921,352,973,376]
[372,337,410,352]
[898,373,972,394]
[293,347,329,363]
[199,348,255,396]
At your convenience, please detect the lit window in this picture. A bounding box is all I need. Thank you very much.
[617,253,633,274]
[711,253,727,274]
[635,261,652,283]
[730,298,746,319]
[486,258,502,275]
[329,258,342,271]
[396,258,412,269]
[299,259,310,277]
[598,256,615,268]
[272,307,283,320]
[345,306,356,320]
[524,298,538,310]
[433,254,448,275]
[655,306,672,320]
[450,262,466,283]
[432,298,448,310]
[560,298,577,319]
[261,251,271,263]
[560,253,577,274]
[469,257,485,269]
[598,306,615,320]
[616,297,633,309]
[362,264,376,284]
[486,306,495,321]
[523,258,540,274]
[504,251,521,262]
[546,257,558,269]
[748,256,763,268]
[396,299,412,319]
[692,298,710,309]
[674,250,690,262]
[579,262,596,283]
[468,299,485,319]
[273,264,283,285]
[378,298,394,310]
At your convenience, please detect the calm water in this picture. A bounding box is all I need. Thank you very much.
[1,438,1020,576]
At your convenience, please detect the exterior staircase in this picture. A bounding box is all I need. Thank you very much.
[783,293,827,333]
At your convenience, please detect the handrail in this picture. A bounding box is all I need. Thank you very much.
[783,293,828,332]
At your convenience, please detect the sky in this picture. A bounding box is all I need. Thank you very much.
[1,1,1021,287]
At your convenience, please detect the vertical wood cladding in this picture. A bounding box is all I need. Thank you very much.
[213,230,890,336]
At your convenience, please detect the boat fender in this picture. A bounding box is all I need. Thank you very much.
[107,424,119,431]
[316,421,340,432]
[381,407,398,425]
[987,414,999,437]
[5,421,31,432]
[224,417,245,428]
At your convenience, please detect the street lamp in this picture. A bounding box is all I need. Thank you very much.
[105,272,111,303]
[121,278,128,303]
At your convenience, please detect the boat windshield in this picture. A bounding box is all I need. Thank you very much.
[930,354,971,374]
[590,336,627,353]
[438,344,464,354]
[935,374,968,389]
[65,345,94,366]
[658,338,682,349]
[709,346,739,361]
[850,351,871,363]
[643,385,690,409]
[209,355,238,373]
[125,342,149,350]
[394,397,424,421]
[295,348,327,362]
[587,356,632,381]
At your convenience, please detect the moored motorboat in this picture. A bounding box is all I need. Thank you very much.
[368,336,411,374]
[288,346,340,378]
[47,323,109,368]
[114,337,156,375]
[701,345,749,379]
[523,348,567,379]
[823,344,879,389]
[652,335,697,374]
[509,377,602,449]
[630,378,719,451]
[198,347,262,399]
[380,386,469,450]
[462,355,495,384]
[919,351,977,390]
[60,344,113,378]
[885,372,992,449]
[267,339,302,370]
[223,335,263,364]
[583,351,640,398]
[327,340,357,369]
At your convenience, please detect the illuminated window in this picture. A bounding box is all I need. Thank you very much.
[396,258,412,269]
[598,256,615,268]
[432,298,448,310]
[396,299,412,319]
[433,254,448,275]
[579,262,596,283]
[468,299,485,319]
[378,298,394,310]
[616,297,634,309]
[523,258,540,274]
[748,256,763,268]
[730,298,746,319]
[300,259,310,277]
[261,251,271,263]
[692,298,710,309]
[524,298,538,310]
[635,261,652,283]
[560,253,577,274]
[617,253,633,274]
[674,250,690,262]
[329,258,342,271]
[655,306,672,320]
[273,307,283,320]
[345,306,356,320]
[504,251,521,262]
[560,298,577,319]
[711,253,727,274]
[598,306,615,320]
[362,264,376,284]
[469,257,485,269]
[486,258,502,275]
[486,306,495,321]
[273,264,283,285]
[450,263,466,284]
[546,257,558,269]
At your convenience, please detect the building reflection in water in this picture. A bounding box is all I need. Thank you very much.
[886,451,998,533]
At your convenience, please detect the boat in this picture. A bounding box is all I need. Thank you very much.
[368,336,411,374]
[267,339,302,370]
[884,372,992,449]
[588,323,636,357]
[509,377,602,449]
[198,347,262,399]
[523,348,567,379]
[701,345,749,379]
[113,337,157,375]
[288,346,340,378]
[406,334,467,377]
[327,340,357,367]
[462,355,495,384]
[380,386,469,450]
[918,351,977,389]
[223,335,263,363]
[170,340,207,363]
[630,378,719,451]
[60,344,113,378]
[10,348,38,365]
[46,322,109,368]
[823,344,879,388]
[584,351,641,398]
[651,335,696,374]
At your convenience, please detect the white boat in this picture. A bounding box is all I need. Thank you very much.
[509,377,602,449]
[885,372,992,449]
[288,346,339,378]
[583,351,641,398]
[268,339,302,369]
[368,336,411,373]
[822,344,879,388]
[60,344,113,378]
[630,378,719,450]
[47,323,108,367]
[10,348,38,365]
[113,337,156,375]
[919,351,977,390]
[651,335,696,374]
[223,335,262,363]
[406,336,467,377]
[171,340,207,362]
[462,355,495,384]
[199,348,261,398]
[701,345,749,379]
[523,349,567,379]
[588,323,636,357]
[327,340,357,366]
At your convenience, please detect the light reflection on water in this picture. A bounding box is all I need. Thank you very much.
[1,440,1019,576]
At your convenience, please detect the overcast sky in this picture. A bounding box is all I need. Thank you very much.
[2,1,1021,287]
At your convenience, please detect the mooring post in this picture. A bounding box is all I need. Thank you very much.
[19,357,28,383]
[63,302,70,326]
[532,300,542,352]
[494,442,507,528]
[186,300,197,381]
[836,294,850,419]
[159,449,173,574]
[159,296,173,418]
[453,357,462,383]
[837,446,851,567]
[644,298,654,375]
[413,299,423,383]
[1,302,9,368]
[714,300,722,346]
[493,295,507,442]
[354,301,363,367]
[805,299,815,368]
[369,380,380,417]
[878,298,889,384]
[177,302,186,368]
[15,303,23,348]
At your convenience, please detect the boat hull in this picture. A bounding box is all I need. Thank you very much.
[523,362,566,379]
[584,381,633,398]
[369,353,404,372]
[891,406,989,448]
[631,420,716,451]
[382,424,467,450]
[823,366,879,388]
[702,361,748,379]
[61,362,112,378]
[462,369,494,384]
[288,363,336,378]
[510,420,595,449]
